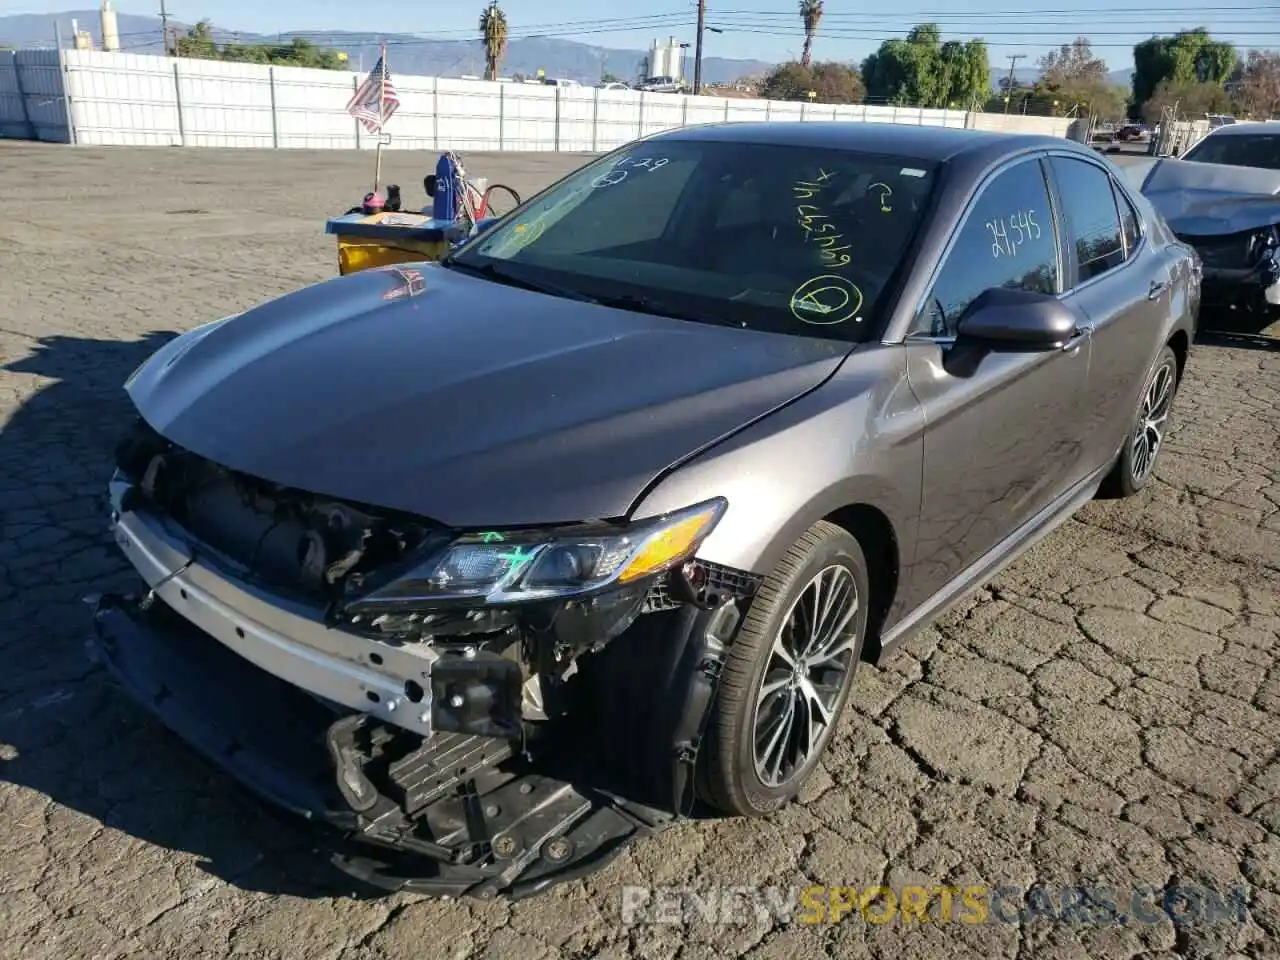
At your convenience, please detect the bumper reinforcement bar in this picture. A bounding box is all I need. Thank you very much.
[88,593,685,900]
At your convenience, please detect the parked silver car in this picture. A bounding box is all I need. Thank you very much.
[91,122,1200,900]
[1126,122,1280,334]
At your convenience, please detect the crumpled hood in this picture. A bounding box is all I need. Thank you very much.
[1136,157,1280,236]
[126,263,849,527]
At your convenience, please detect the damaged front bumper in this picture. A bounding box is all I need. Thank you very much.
[88,593,682,899]
[107,477,444,737]
[91,470,757,899]
[1177,227,1280,319]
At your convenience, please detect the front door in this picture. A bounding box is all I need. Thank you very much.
[901,154,1091,607]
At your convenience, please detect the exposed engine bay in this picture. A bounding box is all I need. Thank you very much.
[93,417,762,898]
[1127,154,1280,333]
[1173,223,1280,313]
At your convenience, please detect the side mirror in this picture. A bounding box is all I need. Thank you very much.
[955,287,1079,350]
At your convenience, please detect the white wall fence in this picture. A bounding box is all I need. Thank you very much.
[1,48,1079,151]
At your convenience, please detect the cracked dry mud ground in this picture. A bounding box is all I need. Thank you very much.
[0,142,1277,960]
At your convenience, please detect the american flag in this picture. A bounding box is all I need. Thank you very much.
[346,52,400,133]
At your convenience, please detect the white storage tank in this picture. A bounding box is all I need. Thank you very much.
[101,0,120,52]
[648,39,670,79]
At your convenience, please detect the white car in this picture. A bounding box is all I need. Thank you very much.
[638,76,684,94]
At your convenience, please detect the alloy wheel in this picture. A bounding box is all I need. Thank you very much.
[750,564,859,788]
[1130,357,1177,484]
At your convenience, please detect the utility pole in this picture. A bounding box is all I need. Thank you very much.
[159,0,170,55]
[693,0,706,95]
[1003,54,1024,113]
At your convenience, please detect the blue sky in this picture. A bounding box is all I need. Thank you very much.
[4,0,1278,69]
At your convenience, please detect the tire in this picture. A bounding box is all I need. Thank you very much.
[1100,343,1180,499]
[697,521,869,817]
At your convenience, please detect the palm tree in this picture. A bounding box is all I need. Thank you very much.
[480,1,508,82]
[799,0,823,68]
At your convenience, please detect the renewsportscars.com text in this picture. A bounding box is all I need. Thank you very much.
[619,883,1250,927]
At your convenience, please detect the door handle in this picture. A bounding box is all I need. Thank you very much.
[1147,278,1169,300]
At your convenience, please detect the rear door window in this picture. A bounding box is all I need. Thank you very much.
[1115,182,1141,256]
[1048,156,1126,284]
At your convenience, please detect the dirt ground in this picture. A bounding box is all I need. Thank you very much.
[0,141,1278,960]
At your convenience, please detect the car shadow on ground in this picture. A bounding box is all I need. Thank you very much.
[1194,329,1279,352]
[0,331,712,902]
[0,331,403,901]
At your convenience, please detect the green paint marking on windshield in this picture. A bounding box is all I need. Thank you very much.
[479,531,506,543]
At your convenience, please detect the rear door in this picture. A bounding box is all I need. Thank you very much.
[1043,153,1170,473]
[901,153,1091,603]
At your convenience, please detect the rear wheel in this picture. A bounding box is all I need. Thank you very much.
[1100,344,1179,498]
[697,521,868,817]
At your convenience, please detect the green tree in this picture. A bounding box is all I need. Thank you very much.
[938,39,991,108]
[480,1,508,82]
[1131,28,1236,110]
[175,19,218,59]
[1038,37,1107,88]
[1231,50,1280,118]
[798,0,823,69]
[760,61,865,103]
[175,20,345,69]
[861,24,989,108]
[1034,38,1126,120]
[1141,78,1236,122]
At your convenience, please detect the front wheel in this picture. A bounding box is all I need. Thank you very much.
[697,521,869,817]
[1100,344,1180,498]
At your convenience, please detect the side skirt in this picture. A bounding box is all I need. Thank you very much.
[873,459,1112,665]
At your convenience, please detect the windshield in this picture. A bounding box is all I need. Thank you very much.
[1182,132,1280,171]
[446,139,939,342]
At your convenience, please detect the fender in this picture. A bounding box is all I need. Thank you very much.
[629,345,925,587]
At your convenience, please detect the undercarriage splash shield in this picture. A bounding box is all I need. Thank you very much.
[87,593,711,900]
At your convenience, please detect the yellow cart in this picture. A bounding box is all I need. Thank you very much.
[325,211,458,276]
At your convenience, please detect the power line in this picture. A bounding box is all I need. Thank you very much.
[105,7,1280,42]
[698,27,1280,48]
[710,23,1280,38]
[716,3,1280,15]
[100,7,1280,56]
[712,14,1280,30]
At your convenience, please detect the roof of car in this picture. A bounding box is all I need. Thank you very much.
[1201,121,1280,137]
[651,120,1083,163]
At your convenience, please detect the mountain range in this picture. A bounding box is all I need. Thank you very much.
[0,10,772,84]
[1009,66,1134,89]
[0,10,1134,91]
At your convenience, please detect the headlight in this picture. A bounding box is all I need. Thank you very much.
[346,497,727,611]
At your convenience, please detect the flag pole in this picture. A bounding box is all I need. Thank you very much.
[373,39,387,195]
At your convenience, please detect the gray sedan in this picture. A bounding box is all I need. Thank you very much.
[91,121,1200,900]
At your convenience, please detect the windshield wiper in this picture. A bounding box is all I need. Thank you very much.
[588,292,708,323]
[439,258,598,302]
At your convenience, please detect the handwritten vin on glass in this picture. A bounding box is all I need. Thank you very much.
[793,169,852,270]
[590,156,670,189]
[986,209,1041,259]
